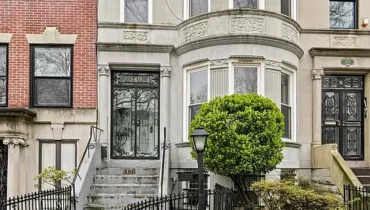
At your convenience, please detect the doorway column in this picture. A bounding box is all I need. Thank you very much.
[4,137,28,198]
[312,69,324,146]
[160,66,171,195]
[98,65,110,145]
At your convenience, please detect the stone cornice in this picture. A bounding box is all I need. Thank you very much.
[0,108,36,120]
[309,48,370,57]
[302,28,370,35]
[178,9,301,32]
[98,22,178,30]
[175,35,304,58]
[182,58,209,68]
[97,43,174,53]
[109,62,160,71]
[229,55,265,60]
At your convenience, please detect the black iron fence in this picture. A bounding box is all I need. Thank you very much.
[125,187,263,210]
[344,185,370,210]
[5,186,73,210]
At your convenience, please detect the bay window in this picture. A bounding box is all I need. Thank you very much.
[281,72,292,139]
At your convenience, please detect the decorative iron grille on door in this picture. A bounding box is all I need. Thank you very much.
[322,75,364,160]
[111,72,160,159]
[0,140,7,209]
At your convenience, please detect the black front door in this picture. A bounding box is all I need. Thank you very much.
[111,72,160,159]
[322,75,364,160]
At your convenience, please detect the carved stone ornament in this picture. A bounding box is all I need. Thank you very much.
[332,36,357,47]
[312,69,324,80]
[160,66,171,78]
[183,21,208,43]
[265,60,281,67]
[282,24,298,43]
[98,65,109,76]
[123,31,148,41]
[210,59,228,66]
[341,58,355,67]
[3,137,28,147]
[230,17,265,34]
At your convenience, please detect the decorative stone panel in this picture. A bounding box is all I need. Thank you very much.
[122,31,148,41]
[183,21,208,43]
[229,17,265,34]
[282,24,298,43]
[330,35,358,48]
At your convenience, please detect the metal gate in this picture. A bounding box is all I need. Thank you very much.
[0,140,7,209]
[322,75,364,160]
[111,72,160,159]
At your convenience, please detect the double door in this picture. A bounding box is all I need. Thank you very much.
[322,75,364,160]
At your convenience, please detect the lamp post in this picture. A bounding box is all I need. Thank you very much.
[191,128,209,210]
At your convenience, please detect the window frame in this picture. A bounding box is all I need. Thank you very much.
[229,0,265,9]
[184,0,211,19]
[0,45,8,107]
[120,0,153,24]
[230,62,263,95]
[280,67,296,142]
[30,45,73,108]
[329,0,357,29]
[38,139,77,190]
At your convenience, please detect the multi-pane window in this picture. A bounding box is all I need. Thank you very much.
[189,70,208,123]
[125,0,148,23]
[0,46,7,107]
[31,46,72,107]
[190,0,208,17]
[281,72,291,139]
[281,0,291,17]
[234,0,258,9]
[234,67,258,94]
[330,0,356,29]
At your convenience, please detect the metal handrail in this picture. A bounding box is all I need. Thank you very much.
[71,126,103,207]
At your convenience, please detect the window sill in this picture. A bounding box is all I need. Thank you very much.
[283,140,301,148]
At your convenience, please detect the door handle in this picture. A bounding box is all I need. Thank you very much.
[324,121,340,126]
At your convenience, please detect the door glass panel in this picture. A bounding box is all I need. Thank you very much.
[112,72,160,159]
[343,127,362,157]
[322,127,340,145]
[343,92,361,122]
[322,92,340,121]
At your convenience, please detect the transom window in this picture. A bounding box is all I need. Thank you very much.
[330,0,356,29]
[0,46,7,107]
[190,0,209,17]
[31,46,72,108]
[281,72,291,139]
[233,0,258,9]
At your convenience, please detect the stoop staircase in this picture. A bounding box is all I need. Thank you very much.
[85,167,160,210]
[352,168,370,190]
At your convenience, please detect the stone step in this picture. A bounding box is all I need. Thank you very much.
[96,167,159,176]
[88,193,157,205]
[85,203,128,210]
[90,184,158,194]
[357,176,370,184]
[352,168,370,176]
[94,175,159,184]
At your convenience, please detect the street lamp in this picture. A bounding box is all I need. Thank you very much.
[191,128,209,210]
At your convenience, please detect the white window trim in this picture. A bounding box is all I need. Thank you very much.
[183,62,210,142]
[229,0,265,9]
[229,60,265,95]
[120,0,153,23]
[281,67,296,142]
[184,0,212,20]
[291,0,297,20]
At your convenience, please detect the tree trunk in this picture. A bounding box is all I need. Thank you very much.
[231,175,255,209]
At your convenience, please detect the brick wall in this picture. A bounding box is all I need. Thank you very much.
[0,0,97,108]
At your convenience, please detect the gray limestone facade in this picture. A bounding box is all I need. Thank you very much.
[97,0,370,196]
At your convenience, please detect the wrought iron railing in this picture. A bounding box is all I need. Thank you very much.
[6,186,73,210]
[71,126,102,208]
[344,184,370,210]
[124,187,263,210]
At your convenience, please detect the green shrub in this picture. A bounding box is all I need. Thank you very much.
[35,166,76,189]
[189,94,285,207]
[251,180,345,210]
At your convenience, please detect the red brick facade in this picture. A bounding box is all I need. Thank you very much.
[0,0,97,108]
